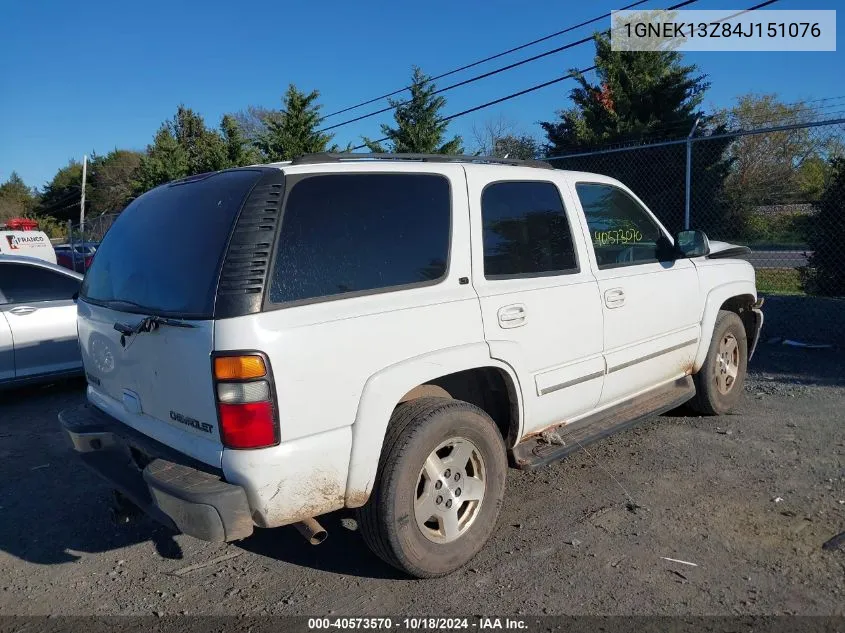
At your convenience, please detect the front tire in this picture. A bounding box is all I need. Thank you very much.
[357,397,507,578]
[691,310,748,415]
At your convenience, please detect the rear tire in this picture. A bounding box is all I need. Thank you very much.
[691,310,748,415]
[357,397,507,578]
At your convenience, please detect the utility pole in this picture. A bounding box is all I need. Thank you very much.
[80,154,87,242]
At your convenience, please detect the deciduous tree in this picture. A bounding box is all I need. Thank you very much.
[471,117,539,160]
[0,172,39,222]
[88,149,144,214]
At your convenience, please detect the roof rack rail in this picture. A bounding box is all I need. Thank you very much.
[289,152,554,169]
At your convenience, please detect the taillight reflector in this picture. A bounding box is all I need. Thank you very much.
[219,401,276,449]
[214,355,266,380]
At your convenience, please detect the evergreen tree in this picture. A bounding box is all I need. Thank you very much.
[134,126,189,193]
[221,114,260,167]
[542,34,729,234]
[38,160,88,221]
[135,106,227,193]
[364,67,462,154]
[255,85,333,162]
[542,34,708,151]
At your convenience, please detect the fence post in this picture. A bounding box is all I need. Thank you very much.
[684,117,701,230]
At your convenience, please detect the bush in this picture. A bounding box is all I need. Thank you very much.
[803,158,845,296]
[742,211,811,245]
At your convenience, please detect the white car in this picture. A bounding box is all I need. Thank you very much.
[59,154,763,577]
[0,255,83,387]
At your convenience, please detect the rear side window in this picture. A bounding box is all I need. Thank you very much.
[269,173,451,304]
[481,181,578,278]
[575,183,663,269]
[80,170,264,318]
[0,263,79,304]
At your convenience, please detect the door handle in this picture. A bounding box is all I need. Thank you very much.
[498,304,527,328]
[604,288,626,309]
[9,306,37,316]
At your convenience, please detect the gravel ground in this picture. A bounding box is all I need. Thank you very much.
[0,342,843,617]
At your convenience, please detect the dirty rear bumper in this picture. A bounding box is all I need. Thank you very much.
[59,404,253,542]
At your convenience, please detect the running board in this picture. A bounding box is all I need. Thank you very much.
[510,376,695,471]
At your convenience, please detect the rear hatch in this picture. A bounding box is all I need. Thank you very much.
[77,169,266,468]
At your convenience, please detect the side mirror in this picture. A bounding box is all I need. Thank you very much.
[676,230,710,258]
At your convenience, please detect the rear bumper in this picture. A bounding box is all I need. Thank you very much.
[59,404,253,542]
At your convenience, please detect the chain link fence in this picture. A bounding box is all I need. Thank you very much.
[63,213,120,272]
[548,117,845,344]
[63,122,845,344]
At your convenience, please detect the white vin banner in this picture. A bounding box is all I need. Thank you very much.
[611,9,836,52]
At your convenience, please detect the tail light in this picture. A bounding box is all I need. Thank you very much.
[212,352,279,449]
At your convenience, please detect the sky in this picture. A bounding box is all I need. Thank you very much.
[0,0,842,189]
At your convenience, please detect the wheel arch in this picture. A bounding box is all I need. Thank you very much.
[693,281,758,372]
[343,343,523,508]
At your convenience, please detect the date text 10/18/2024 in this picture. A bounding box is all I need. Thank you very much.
[308,617,529,630]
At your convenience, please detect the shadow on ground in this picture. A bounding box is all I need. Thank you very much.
[760,294,845,345]
[1,325,840,575]
[0,378,187,565]
[236,512,406,580]
[0,378,397,578]
[747,338,845,387]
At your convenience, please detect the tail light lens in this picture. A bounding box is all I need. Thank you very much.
[218,402,276,449]
[213,353,279,450]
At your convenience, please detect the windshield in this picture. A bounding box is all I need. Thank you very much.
[80,169,263,318]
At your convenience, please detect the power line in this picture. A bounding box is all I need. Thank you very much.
[352,66,597,151]
[351,0,783,152]
[321,0,652,120]
[573,97,845,146]
[36,187,82,215]
[321,0,703,135]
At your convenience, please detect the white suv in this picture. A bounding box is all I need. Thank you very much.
[60,154,763,577]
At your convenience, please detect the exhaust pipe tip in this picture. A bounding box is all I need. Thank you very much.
[295,517,328,545]
[109,506,132,525]
[109,490,140,525]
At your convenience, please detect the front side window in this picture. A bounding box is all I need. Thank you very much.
[269,173,451,304]
[0,264,79,304]
[575,183,664,269]
[481,181,578,278]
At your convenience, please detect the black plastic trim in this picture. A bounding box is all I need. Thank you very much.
[58,403,254,542]
[291,152,554,169]
[213,168,286,320]
[707,246,753,259]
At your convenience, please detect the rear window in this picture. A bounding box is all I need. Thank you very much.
[268,173,451,304]
[81,170,263,318]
